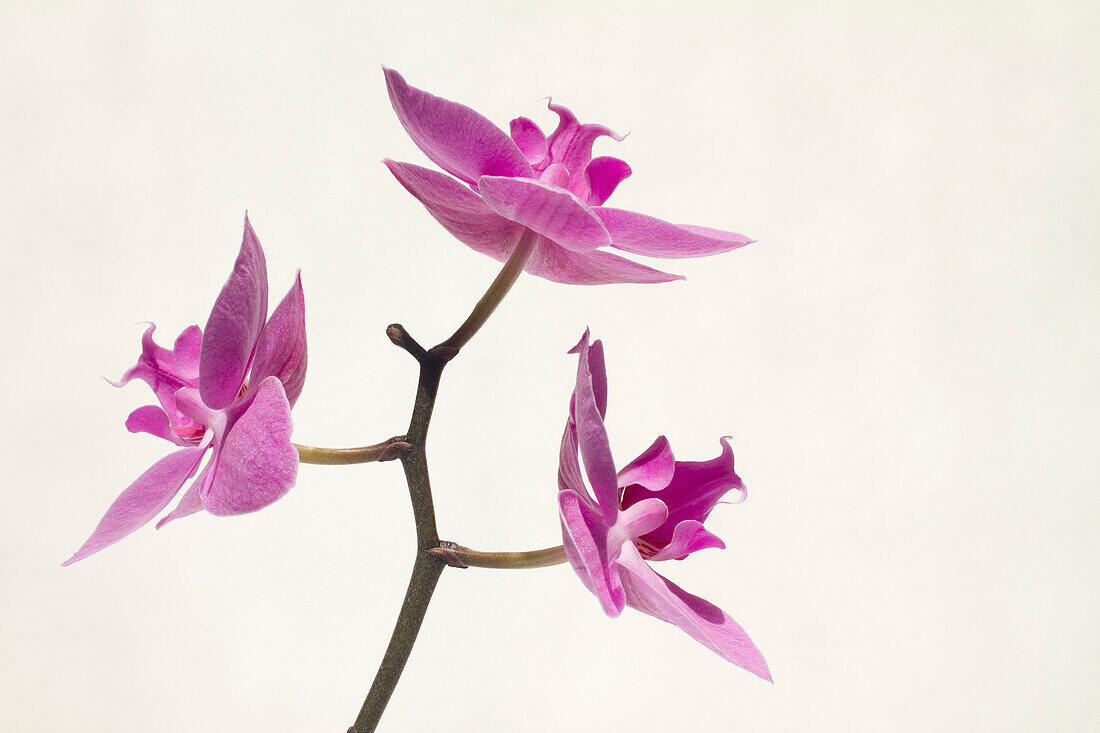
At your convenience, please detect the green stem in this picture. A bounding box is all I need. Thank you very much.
[294,437,407,465]
[440,228,538,352]
[431,542,567,569]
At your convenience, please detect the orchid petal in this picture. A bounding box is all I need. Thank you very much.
[558,421,587,498]
[559,489,624,617]
[522,238,684,285]
[616,544,771,680]
[383,67,532,186]
[618,436,675,492]
[622,437,744,553]
[155,463,211,529]
[537,163,571,190]
[250,272,307,408]
[478,175,611,253]
[567,333,608,418]
[545,101,623,194]
[201,376,297,516]
[172,325,202,384]
[643,520,726,562]
[112,324,194,420]
[62,447,205,565]
[595,207,754,258]
[125,405,190,446]
[172,387,226,438]
[580,156,632,206]
[587,339,608,418]
[384,159,524,262]
[612,497,669,544]
[509,116,548,166]
[199,215,269,410]
[572,335,619,514]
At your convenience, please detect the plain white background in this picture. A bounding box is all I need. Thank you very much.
[2,2,1097,731]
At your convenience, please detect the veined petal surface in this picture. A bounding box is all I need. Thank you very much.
[384,159,523,261]
[571,334,619,514]
[479,175,611,252]
[250,272,307,408]
[199,216,269,410]
[384,67,532,186]
[509,116,548,166]
[617,543,771,681]
[596,207,754,258]
[62,447,205,565]
[202,376,297,516]
[522,236,682,285]
[559,489,624,617]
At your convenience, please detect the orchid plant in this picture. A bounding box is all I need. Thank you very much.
[66,69,769,731]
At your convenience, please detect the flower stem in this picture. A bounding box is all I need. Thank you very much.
[294,437,408,465]
[440,228,538,352]
[351,234,537,732]
[431,541,566,569]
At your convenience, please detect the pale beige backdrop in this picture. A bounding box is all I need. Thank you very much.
[2,2,1097,732]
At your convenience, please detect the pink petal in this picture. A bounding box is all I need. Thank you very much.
[616,544,771,680]
[595,207,754,258]
[509,116,548,166]
[478,175,611,253]
[172,387,226,438]
[611,498,669,544]
[643,519,726,562]
[199,215,269,410]
[545,101,623,196]
[172,325,202,384]
[623,437,745,551]
[522,236,684,285]
[618,436,675,492]
[383,67,532,186]
[62,447,206,565]
[125,405,190,446]
[581,156,632,206]
[558,421,587,497]
[155,463,211,528]
[201,376,297,516]
[571,333,619,514]
[586,339,608,418]
[250,272,307,408]
[537,163,571,189]
[567,332,607,418]
[559,489,624,617]
[384,159,524,262]
[385,160,684,286]
[112,324,195,422]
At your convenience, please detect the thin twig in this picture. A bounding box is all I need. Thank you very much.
[431,541,567,570]
[440,228,538,352]
[294,437,408,465]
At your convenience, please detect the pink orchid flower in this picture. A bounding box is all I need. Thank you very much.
[558,331,770,680]
[383,68,753,285]
[64,216,306,565]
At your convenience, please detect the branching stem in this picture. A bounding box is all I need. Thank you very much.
[350,230,537,733]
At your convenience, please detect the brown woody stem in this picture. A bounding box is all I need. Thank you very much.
[350,231,537,733]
